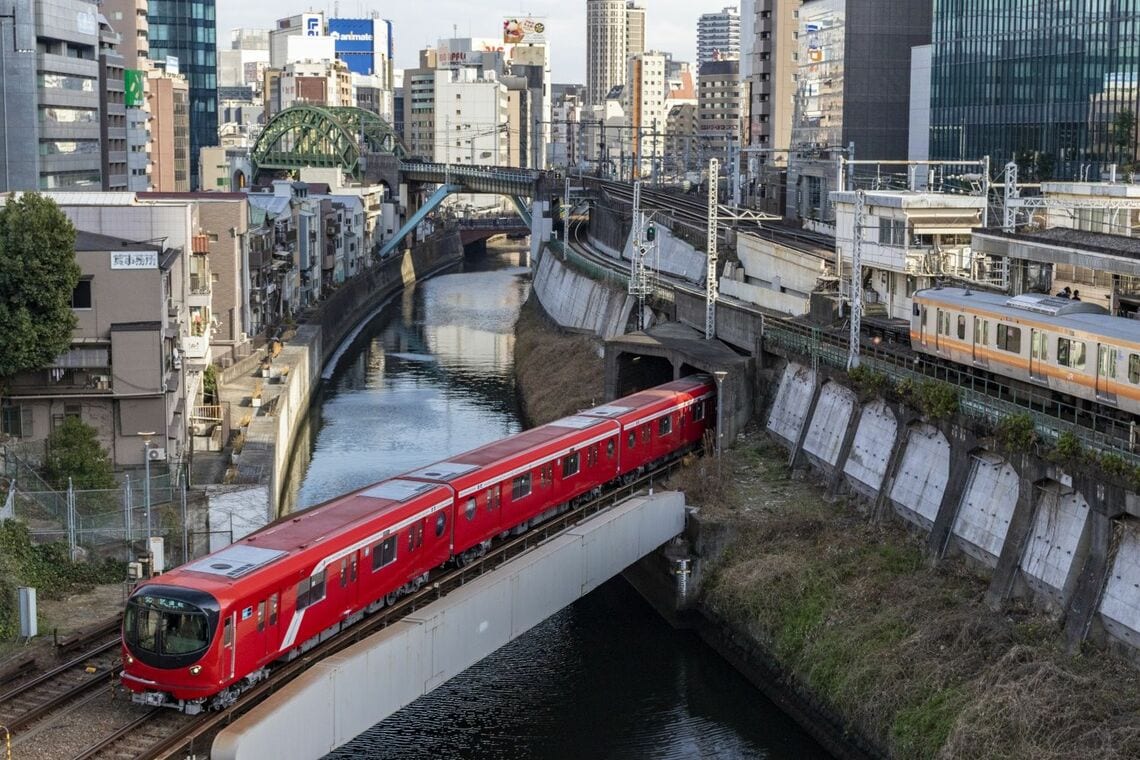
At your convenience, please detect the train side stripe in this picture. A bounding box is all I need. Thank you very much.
[282,609,305,648]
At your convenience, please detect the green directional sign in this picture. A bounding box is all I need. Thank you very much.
[124,69,145,107]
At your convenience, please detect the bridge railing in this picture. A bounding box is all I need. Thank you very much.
[762,319,1140,465]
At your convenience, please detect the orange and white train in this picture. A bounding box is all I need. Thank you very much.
[910,287,1140,413]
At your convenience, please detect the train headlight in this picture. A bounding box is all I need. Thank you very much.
[126,654,134,664]
[189,665,202,675]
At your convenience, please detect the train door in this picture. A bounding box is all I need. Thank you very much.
[264,593,279,659]
[934,309,943,351]
[919,306,928,347]
[1097,344,1118,403]
[1029,330,1048,381]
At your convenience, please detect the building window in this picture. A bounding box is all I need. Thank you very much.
[1,403,32,438]
[72,279,93,309]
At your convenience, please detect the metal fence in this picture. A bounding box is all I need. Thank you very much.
[762,320,1140,466]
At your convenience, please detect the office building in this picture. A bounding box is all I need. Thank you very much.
[100,0,148,65]
[587,0,644,107]
[0,0,37,191]
[699,59,746,164]
[148,68,190,191]
[926,1,1140,180]
[98,14,128,191]
[147,0,217,189]
[626,2,645,58]
[697,6,740,72]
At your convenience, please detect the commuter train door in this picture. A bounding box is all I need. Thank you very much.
[263,593,279,660]
[1029,330,1048,381]
[919,305,929,347]
[1097,344,1118,403]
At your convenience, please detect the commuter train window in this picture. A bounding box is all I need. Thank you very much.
[339,558,348,588]
[350,555,358,582]
[223,618,233,648]
[296,569,327,610]
[512,473,532,500]
[956,315,966,341]
[1100,347,1117,379]
[372,536,398,571]
[540,463,554,486]
[269,594,278,626]
[257,601,265,632]
[563,451,580,478]
[658,416,673,436]
[937,310,950,336]
[641,425,651,443]
[1057,338,1086,369]
[1130,354,1140,384]
[587,444,599,467]
[693,401,706,422]
[628,431,636,449]
[996,324,1021,353]
[410,522,424,550]
[606,439,616,458]
[487,486,501,510]
[435,511,447,537]
[466,497,477,521]
[974,318,988,345]
[1031,332,1048,360]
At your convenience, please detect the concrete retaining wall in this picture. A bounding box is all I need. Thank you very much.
[1020,485,1090,608]
[211,491,687,760]
[531,248,634,339]
[889,424,950,529]
[766,362,815,444]
[843,401,897,497]
[951,453,1019,567]
[802,382,856,469]
[614,224,707,285]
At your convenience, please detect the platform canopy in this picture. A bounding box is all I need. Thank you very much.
[251,105,406,180]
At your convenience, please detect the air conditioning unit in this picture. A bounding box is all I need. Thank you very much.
[147,447,167,462]
[93,375,111,390]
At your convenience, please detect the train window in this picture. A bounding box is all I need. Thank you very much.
[659,416,673,436]
[269,594,278,626]
[1057,338,1086,369]
[956,316,966,340]
[340,558,348,588]
[296,569,327,610]
[996,324,1022,353]
[641,425,651,443]
[1100,347,1117,379]
[487,486,500,510]
[435,511,447,537]
[466,497,477,521]
[372,536,398,571]
[974,318,988,345]
[512,473,532,500]
[350,555,358,582]
[223,618,233,648]
[1031,332,1048,360]
[937,310,950,336]
[587,444,599,467]
[606,439,616,458]
[410,522,424,550]
[124,595,210,656]
[562,452,580,478]
[693,401,706,422]
[628,431,636,448]
[540,463,554,486]
[257,601,265,632]
[1131,355,1140,384]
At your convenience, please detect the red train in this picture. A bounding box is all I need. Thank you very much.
[120,376,716,713]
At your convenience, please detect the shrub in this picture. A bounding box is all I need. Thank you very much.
[899,379,959,421]
[1049,431,1083,464]
[41,417,116,490]
[994,413,1037,451]
[848,365,890,400]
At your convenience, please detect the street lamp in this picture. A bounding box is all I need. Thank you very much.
[712,371,727,460]
[137,431,156,546]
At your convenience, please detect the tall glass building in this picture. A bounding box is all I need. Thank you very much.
[930,1,1140,180]
[147,0,216,189]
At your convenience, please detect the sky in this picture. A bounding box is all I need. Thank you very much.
[216,0,738,83]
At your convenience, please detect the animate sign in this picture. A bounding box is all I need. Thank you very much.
[503,17,546,44]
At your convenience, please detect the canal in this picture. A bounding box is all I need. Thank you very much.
[284,243,829,759]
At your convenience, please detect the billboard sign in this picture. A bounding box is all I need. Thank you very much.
[329,18,376,75]
[303,13,322,36]
[503,17,546,45]
[165,55,179,75]
[124,69,145,107]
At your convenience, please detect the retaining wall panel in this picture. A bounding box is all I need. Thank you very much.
[888,424,949,529]
[843,401,897,495]
[802,383,856,467]
[1021,489,1090,606]
[766,363,815,444]
[952,454,1019,567]
[1100,524,1140,646]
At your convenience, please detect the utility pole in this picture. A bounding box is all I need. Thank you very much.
[848,189,865,369]
[629,181,655,330]
[706,158,719,340]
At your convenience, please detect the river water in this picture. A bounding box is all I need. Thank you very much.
[285,244,829,759]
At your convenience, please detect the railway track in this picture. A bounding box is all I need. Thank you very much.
[71,708,196,760]
[0,620,122,734]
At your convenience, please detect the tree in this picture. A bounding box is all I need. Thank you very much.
[0,194,80,380]
[1113,109,1136,170]
[42,417,116,490]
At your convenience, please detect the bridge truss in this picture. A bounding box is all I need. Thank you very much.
[251,105,405,181]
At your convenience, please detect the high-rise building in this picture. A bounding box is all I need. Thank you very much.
[587,0,626,107]
[926,2,1140,180]
[148,68,190,191]
[100,0,148,66]
[626,2,645,58]
[786,0,931,223]
[98,14,128,191]
[37,0,103,190]
[0,0,39,191]
[739,0,800,157]
[147,0,216,189]
[627,51,668,177]
[697,6,740,72]
[698,59,746,164]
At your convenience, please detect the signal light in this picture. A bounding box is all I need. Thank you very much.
[645,223,656,242]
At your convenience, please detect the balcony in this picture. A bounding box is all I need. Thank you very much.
[7,367,113,396]
[182,335,209,360]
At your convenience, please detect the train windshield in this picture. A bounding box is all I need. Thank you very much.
[125,594,211,656]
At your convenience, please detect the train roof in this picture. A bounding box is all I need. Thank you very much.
[914,288,1140,345]
[579,375,715,427]
[153,479,452,594]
